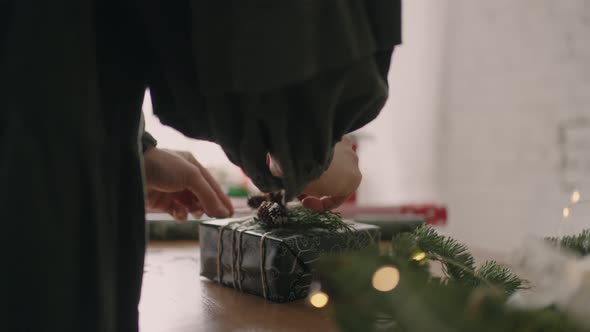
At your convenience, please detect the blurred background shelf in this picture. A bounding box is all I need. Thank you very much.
[146,203,446,241]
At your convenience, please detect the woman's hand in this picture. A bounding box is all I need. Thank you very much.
[269,136,361,212]
[143,148,234,221]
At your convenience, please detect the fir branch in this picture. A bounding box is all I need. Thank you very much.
[474,260,525,295]
[391,232,423,259]
[390,232,433,280]
[414,225,475,280]
[283,206,353,233]
[546,229,590,256]
[412,226,525,294]
[317,226,590,332]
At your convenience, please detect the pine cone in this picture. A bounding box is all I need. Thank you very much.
[257,201,288,226]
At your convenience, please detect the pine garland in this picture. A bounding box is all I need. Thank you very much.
[413,226,476,281]
[254,205,353,233]
[410,225,525,294]
[314,225,590,332]
[249,191,353,233]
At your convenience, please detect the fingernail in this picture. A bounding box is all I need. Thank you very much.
[174,208,188,222]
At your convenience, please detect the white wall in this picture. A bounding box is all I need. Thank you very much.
[356,0,448,205]
[438,0,590,250]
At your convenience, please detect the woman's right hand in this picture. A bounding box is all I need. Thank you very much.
[143,148,234,221]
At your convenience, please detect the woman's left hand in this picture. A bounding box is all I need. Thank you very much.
[269,136,361,212]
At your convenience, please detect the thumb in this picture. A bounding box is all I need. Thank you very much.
[268,155,283,177]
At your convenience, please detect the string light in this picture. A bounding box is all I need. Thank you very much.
[412,251,427,262]
[372,266,400,292]
[571,190,581,204]
[309,291,329,308]
[563,207,570,219]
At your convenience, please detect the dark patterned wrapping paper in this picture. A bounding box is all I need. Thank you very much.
[199,217,381,303]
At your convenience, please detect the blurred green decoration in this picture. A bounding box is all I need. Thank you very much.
[148,219,201,240]
[314,225,590,332]
[227,185,250,197]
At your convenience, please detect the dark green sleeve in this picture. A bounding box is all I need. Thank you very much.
[141,0,401,199]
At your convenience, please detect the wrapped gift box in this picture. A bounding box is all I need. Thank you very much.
[199,217,380,303]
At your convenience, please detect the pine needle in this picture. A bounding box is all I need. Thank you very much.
[317,225,590,331]
[283,206,353,233]
[546,229,590,256]
[475,260,525,295]
[414,225,475,280]
[411,225,525,294]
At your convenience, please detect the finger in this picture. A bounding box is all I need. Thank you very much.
[174,190,203,211]
[194,162,235,216]
[173,191,205,219]
[301,196,326,212]
[301,195,348,212]
[268,155,284,177]
[179,154,234,216]
[148,191,190,222]
[147,191,175,212]
[319,195,348,211]
[297,194,308,202]
[171,203,189,223]
[184,167,231,218]
[170,154,229,217]
[190,210,204,220]
[340,135,354,147]
[178,198,203,218]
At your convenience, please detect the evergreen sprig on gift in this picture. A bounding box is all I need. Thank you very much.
[287,206,350,231]
[256,205,354,233]
[250,192,353,233]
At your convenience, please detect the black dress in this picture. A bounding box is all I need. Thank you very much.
[0,0,401,330]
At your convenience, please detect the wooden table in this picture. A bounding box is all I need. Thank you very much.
[139,241,501,332]
[139,241,336,332]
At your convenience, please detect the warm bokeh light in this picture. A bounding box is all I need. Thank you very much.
[571,191,581,204]
[563,207,570,218]
[372,266,400,292]
[309,291,329,308]
[412,252,427,262]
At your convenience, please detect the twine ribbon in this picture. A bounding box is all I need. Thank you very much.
[214,209,361,301]
[216,217,274,300]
